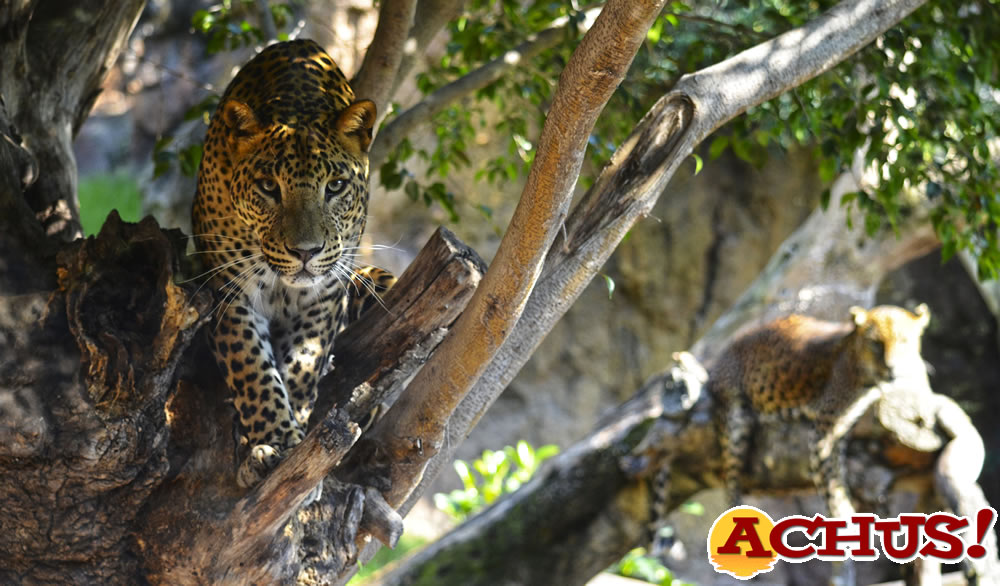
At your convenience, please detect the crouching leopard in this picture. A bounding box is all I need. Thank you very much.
[192,39,394,491]
[709,304,930,517]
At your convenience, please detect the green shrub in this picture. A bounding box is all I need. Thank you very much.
[433,440,559,522]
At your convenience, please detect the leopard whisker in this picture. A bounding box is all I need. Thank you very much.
[177,253,261,285]
[212,261,264,328]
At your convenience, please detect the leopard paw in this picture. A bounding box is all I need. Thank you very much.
[237,443,283,488]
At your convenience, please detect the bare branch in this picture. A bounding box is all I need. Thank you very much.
[352,0,418,125]
[370,7,601,169]
[406,0,931,515]
[364,0,669,509]
[388,0,468,95]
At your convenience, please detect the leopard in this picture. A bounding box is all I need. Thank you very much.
[708,304,930,519]
[191,39,395,492]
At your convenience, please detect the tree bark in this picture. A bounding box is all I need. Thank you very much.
[0,0,144,243]
[355,0,668,518]
[351,0,418,125]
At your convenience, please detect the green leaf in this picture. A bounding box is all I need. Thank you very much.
[708,135,729,159]
[691,153,703,175]
[453,459,476,491]
[602,274,616,299]
[179,144,203,176]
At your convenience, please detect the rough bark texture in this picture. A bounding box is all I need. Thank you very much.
[1,0,144,242]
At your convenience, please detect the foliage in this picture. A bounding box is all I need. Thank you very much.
[152,1,301,178]
[382,0,1000,278]
[380,0,584,219]
[78,172,144,236]
[433,440,559,522]
[609,547,688,586]
[191,0,295,54]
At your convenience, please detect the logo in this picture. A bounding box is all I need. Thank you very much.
[708,506,996,580]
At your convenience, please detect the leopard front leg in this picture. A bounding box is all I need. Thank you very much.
[211,303,305,488]
[273,289,349,427]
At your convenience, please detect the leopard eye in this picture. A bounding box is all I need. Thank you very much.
[325,179,347,202]
[255,178,281,202]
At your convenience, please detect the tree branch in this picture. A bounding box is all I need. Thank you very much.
[380,176,983,584]
[362,0,668,511]
[351,0,418,126]
[406,0,932,517]
[370,6,601,169]
[170,411,361,584]
[387,0,468,97]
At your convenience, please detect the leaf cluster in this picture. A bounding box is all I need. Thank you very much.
[380,0,583,219]
[385,0,1000,278]
[191,0,295,54]
[432,440,559,522]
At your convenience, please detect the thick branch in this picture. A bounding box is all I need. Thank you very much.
[351,0,417,125]
[407,0,932,516]
[367,0,668,509]
[170,412,361,584]
[370,7,600,168]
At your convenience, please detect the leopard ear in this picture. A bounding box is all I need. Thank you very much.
[849,306,868,327]
[221,99,262,146]
[335,99,376,153]
[913,303,930,329]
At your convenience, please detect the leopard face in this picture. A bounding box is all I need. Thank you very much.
[846,303,930,387]
[193,39,376,291]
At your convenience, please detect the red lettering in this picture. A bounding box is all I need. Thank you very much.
[816,517,849,557]
[920,513,968,561]
[875,514,924,563]
[717,516,773,557]
[770,515,819,559]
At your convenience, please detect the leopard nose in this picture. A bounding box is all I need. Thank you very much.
[288,244,323,263]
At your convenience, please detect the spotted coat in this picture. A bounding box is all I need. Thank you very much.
[191,39,394,489]
[708,304,930,517]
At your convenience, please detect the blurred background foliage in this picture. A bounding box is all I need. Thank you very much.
[144,0,1000,277]
[376,0,1000,277]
